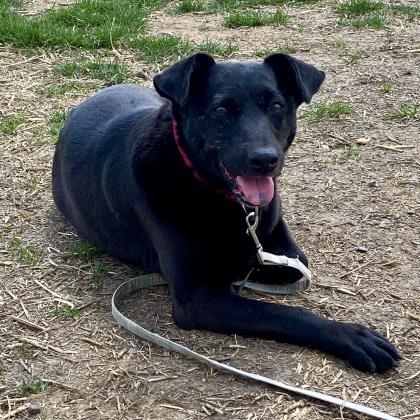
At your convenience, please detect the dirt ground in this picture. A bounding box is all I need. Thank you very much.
[0,1,419,419]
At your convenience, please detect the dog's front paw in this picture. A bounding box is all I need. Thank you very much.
[331,323,401,373]
[249,252,308,284]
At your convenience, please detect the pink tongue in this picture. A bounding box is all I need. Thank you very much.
[235,176,275,206]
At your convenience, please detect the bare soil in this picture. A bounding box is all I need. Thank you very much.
[0,1,419,419]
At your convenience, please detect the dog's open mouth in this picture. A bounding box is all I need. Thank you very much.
[221,165,275,206]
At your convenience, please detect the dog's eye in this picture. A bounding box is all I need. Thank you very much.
[215,106,227,113]
[271,102,284,112]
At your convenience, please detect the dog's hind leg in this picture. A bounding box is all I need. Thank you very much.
[51,146,73,223]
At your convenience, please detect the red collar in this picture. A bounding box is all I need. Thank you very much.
[172,119,236,200]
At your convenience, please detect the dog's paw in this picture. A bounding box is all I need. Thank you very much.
[249,252,308,284]
[249,266,302,284]
[332,323,401,373]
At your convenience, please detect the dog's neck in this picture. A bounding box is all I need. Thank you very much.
[171,119,236,201]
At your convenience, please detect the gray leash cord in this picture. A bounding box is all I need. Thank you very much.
[111,274,399,420]
[233,275,310,295]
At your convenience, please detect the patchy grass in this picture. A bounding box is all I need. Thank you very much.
[48,109,69,142]
[133,35,193,63]
[36,82,81,97]
[344,51,364,65]
[338,145,362,161]
[175,0,206,13]
[335,0,388,28]
[51,304,81,319]
[254,42,297,57]
[29,176,40,190]
[380,83,392,94]
[53,60,130,85]
[9,234,38,266]
[133,35,238,63]
[91,261,110,288]
[390,103,418,120]
[204,0,319,13]
[305,101,356,122]
[1,0,23,5]
[60,241,108,287]
[205,0,236,11]
[62,241,103,263]
[290,0,320,4]
[0,0,169,49]
[17,244,38,266]
[197,40,239,57]
[335,0,384,17]
[348,13,387,28]
[0,114,26,135]
[0,361,4,380]
[329,37,347,51]
[20,343,33,360]
[223,10,288,28]
[390,4,420,21]
[30,126,46,143]
[335,0,419,26]
[21,377,47,396]
[205,0,265,13]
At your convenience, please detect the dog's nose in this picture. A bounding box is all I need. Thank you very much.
[248,148,279,174]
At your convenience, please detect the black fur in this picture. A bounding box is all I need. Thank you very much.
[52,53,400,373]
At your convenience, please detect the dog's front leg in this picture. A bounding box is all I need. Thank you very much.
[172,279,400,374]
[152,227,399,373]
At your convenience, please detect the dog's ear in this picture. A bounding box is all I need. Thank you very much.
[153,53,216,108]
[264,54,325,105]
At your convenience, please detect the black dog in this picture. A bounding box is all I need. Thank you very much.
[52,53,400,373]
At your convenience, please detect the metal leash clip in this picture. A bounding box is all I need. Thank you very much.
[245,208,262,253]
[244,206,312,285]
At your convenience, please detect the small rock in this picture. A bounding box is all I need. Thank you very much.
[357,245,369,253]
[356,137,370,145]
[368,180,378,187]
[27,404,41,416]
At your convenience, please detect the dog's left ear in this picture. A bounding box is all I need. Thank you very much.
[154,53,216,108]
[264,54,325,105]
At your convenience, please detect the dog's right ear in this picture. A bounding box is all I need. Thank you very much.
[153,53,215,108]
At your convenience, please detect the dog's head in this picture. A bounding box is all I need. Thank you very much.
[154,53,325,206]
